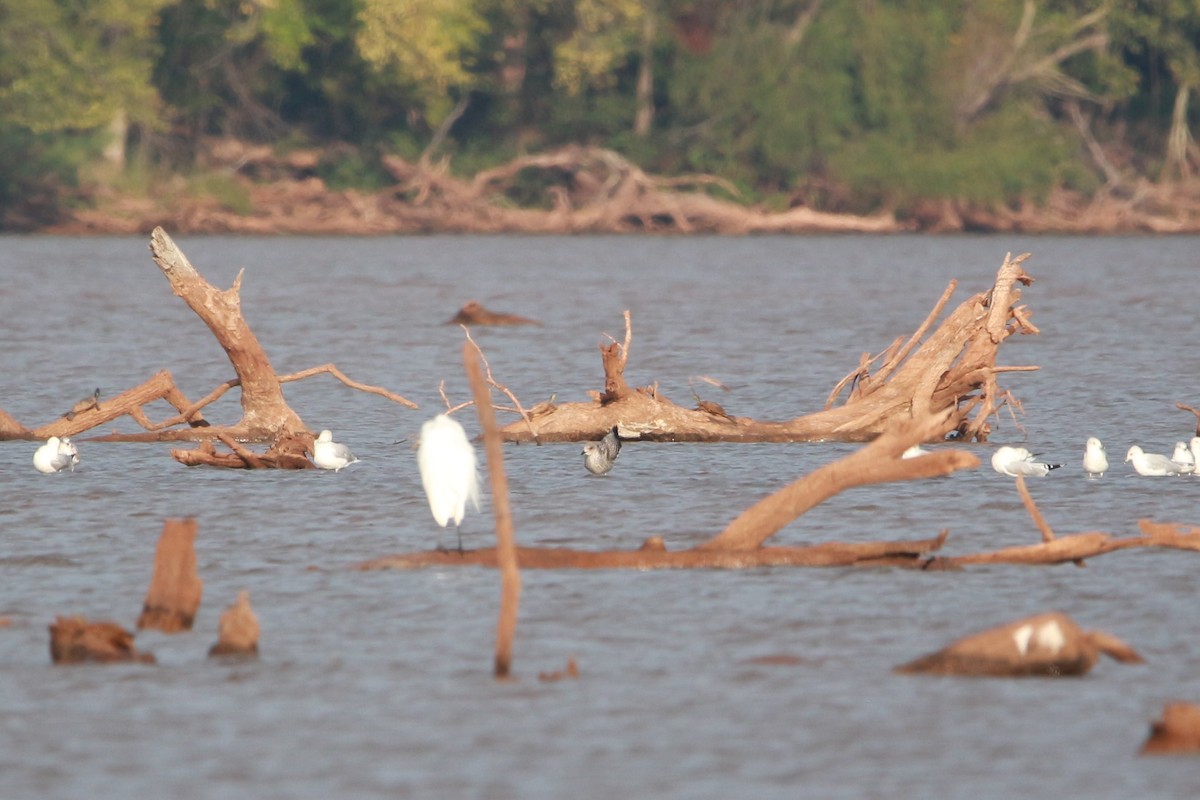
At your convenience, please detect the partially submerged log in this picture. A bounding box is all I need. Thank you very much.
[137,518,204,632]
[209,590,260,658]
[1141,702,1200,755]
[49,616,155,665]
[500,253,1039,444]
[447,300,539,327]
[894,612,1144,677]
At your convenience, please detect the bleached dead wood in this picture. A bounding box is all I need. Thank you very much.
[499,253,1038,444]
[0,229,416,467]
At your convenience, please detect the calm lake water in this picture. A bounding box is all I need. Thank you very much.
[1,234,1199,799]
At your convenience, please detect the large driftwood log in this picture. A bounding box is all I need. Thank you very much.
[894,612,1143,677]
[0,228,416,466]
[149,227,305,438]
[499,253,1038,444]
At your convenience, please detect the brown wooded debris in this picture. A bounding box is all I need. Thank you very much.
[894,612,1144,677]
[447,300,540,326]
[49,616,155,665]
[465,341,521,679]
[1141,702,1200,755]
[538,658,580,682]
[137,518,204,633]
[209,590,260,658]
[0,228,414,452]
[499,253,1039,444]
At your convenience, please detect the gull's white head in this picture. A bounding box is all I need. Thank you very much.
[1125,445,1143,462]
[317,430,333,443]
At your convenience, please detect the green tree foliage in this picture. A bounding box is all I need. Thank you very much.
[2,0,1200,228]
[0,0,168,226]
[356,0,488,125]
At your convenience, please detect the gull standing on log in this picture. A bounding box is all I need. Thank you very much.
[1082,437,1108,477]
[1125,445,1188,476]
[312,430,359,471]
[582,426,622,475]
[417,414,480,552]
[990,445,1062,477]
[33,436,78,474]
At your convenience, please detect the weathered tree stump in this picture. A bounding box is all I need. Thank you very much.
[137,518,203,632]
[1141,702,1200,755]
[49,616,155,665]
[208,590,260,658]
[894,612,1144,677]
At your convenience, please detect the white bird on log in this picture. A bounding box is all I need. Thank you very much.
[1125,445,1188,476]
[990,445,1062,477]
[582,426,622,475]
[1082,437,1108,477]
[33,436,78,474]
[417,414,480,552]
[312,429,359,471]
[1170,442,1195,474]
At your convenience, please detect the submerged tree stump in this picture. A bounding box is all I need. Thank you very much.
[49,616,155,665]
[1141,703,1200,755]
[500,253,1039,444]
[137,518,203,632]
[209,590,260,658]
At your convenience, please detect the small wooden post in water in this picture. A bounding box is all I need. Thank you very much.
[137,517,204,632]
[464,341,521,679]
[209,590,260,657]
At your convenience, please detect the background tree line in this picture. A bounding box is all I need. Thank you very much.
[0,0,1197,229]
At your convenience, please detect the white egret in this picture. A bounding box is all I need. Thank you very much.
[990,445,1062,477]
[1082,437,1108,477]
[417,414,480,551]
[582,426,621,475]
[33,436,77,474]
[312,429,359,471]
[1125,445,1187,476]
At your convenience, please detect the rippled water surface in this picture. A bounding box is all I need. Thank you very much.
[2,234,1199,799]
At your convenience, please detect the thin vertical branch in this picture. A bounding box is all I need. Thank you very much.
[464,341,520,679]
[1014,474,1055,543]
